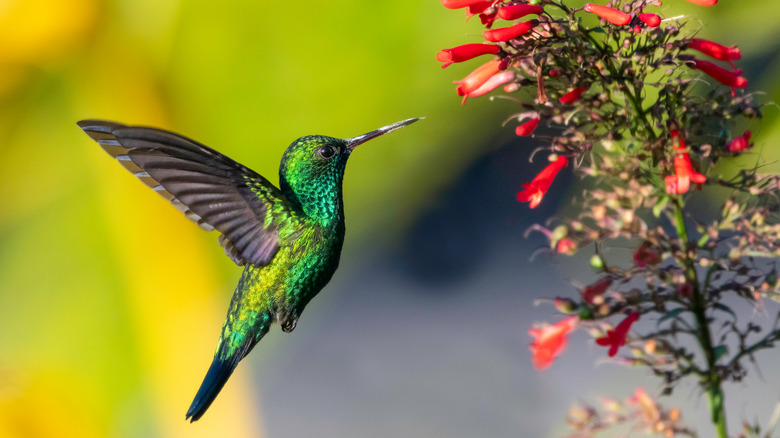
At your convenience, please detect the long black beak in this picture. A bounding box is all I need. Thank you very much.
[346,118,422,151]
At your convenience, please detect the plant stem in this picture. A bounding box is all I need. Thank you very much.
[673,198,728,438]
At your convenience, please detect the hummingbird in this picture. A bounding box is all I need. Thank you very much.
[77,117,420,422]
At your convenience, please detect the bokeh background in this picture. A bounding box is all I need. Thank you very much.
[1,0,779,437]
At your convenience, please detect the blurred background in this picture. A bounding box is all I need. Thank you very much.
[0,0,779,437]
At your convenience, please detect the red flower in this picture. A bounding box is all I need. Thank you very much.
[516,117,540,136]
[455,59,502,98]
[441,0,493,9]
[465,0,493,19]
[633,241,662,267]
[688,38,741,63]
[596,312,640,357]
[437,43,500,69]
[583,3,631,26]
[483,19,539,42]
[529,316,578,370]
[726,130,752,152]
[676,283,693,298]
[517,156,569,208]
[664,130,706,194]
[497,4,543,20]
[560,86,588,104]
[556,238,577,254]
[549,69,561,77]
[582,277,612,304]
[639,13,661,27]
[683,0,717,6]
[461,71,515,105]
[689,58,748,90]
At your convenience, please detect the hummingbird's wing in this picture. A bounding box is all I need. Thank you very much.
[78,120,294,267]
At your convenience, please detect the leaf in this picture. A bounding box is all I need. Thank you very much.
[713,345,728,362]
[713,303,737,321]
[657,308,687,327]
[653,196,669,218]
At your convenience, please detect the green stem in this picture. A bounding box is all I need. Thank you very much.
[673,198,728,438]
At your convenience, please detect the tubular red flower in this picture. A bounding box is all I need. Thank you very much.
[683,0,717,6]
[517,156,568,208]
[461,71,515,105]
[688,38,741,62]
[582,277,612,304]
[689,58,747,90]
[596,312,640,357]
[483,19,539,42]
[455,59,502,97]
[497,4,543,20]
[726,130,752,152]
[515,117,540,136]
[441,0,493,9]
[465,0,493,18]
[639,13,661,27]
[664,130,706,194]
[529,316,578,370]
[437,43,500,69]
[583,3,631,26]
[559,86,588,104]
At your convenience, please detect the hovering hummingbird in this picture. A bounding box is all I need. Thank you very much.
[78,117,420,422]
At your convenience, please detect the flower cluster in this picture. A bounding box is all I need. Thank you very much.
[439,0,775,437]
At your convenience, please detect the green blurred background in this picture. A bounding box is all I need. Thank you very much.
[0,0,778,437]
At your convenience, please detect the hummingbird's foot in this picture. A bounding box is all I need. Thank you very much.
[281,316,298,333]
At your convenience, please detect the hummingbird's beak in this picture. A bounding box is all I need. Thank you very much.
[346,118,423,151]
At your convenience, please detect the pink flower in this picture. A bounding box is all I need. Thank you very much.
[639,13,661,27]
[516,117,540,136]
[664,130,706,194]
[726,130,752,152]
[497,4,543,20]
[583,3,631,26]
[596,312,640,357]
[437,43,500,69]
[455,59,502,98]
[461,71,515,105]
[560,86,588,104]
[517,156,569,208]
[529,316,578,370]
[483,19,539,42]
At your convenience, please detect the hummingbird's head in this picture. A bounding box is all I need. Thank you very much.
[278,118,421,221]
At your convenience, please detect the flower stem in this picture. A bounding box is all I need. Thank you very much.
[673,198,728,438]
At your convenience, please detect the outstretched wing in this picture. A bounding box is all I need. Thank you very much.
[78,119,292,267]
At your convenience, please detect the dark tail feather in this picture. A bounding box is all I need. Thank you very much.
[186,355,241,422]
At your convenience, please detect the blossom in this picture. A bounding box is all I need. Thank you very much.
[682,0,717,6]
[454,59,502,98]
[549,69,561,77]
[464,0,493,19]
[515,117,540,136]
[726,130,752,152]
[633,241,662,267]
[497,4,543,20]
[560,86,588,104]
[687,38,741,63]
[596,312,640,357]
[689,58,748,90]
[461,71,515,105]
[437,43,500,68]
[529,316,578,370]
[582,277,612,304]
[555,238,577,254]
[440,0,493,9]
[517,156,569,208]
[639,13,661,27]
[664,130,706,194]
[483,19,539,42]
[583,4,631,26]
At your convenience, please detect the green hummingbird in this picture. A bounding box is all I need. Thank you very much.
[77,117,420,422]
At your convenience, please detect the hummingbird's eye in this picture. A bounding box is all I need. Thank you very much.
[317,145,337,159]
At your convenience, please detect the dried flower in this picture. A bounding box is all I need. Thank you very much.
[437,43,500,69]
[497,4,544,20]
[560,86,588,104]
[529,316,578,370]
[483,19,539,42]
[516,117,540,136]
[583,3,632,26]
[517,156,569,208]
[596,312,640,357]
